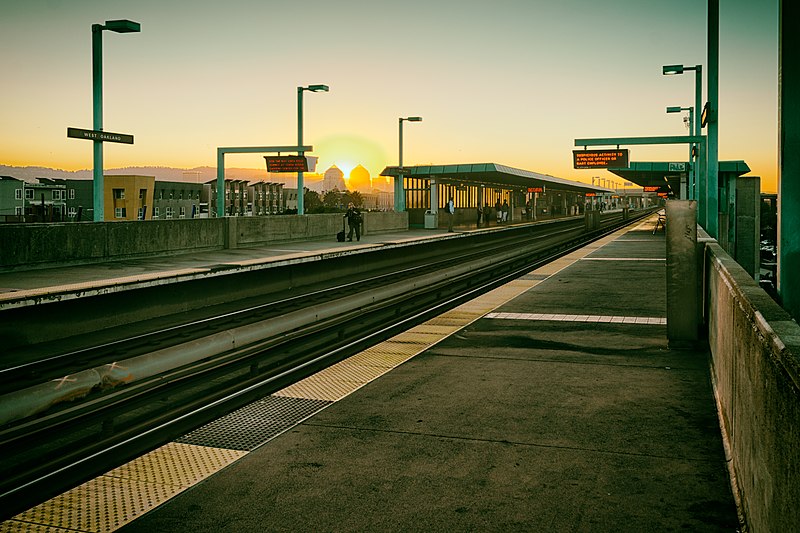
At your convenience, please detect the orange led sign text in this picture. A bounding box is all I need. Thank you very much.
[264,156,308,173]
[572,149,629,169]
[643,186,661,192]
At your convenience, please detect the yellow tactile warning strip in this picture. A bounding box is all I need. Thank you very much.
[2,443,245,533]
[1,215,658,533]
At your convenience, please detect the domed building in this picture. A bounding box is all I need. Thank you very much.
[348,165,371,192]
[322,165,346,192]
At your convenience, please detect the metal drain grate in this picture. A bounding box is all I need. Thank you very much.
[176,396,331,451]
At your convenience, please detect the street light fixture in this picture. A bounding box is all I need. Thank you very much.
[397,116,423,212]
[663,63,703,207]
[297,84,329,215]
[667,105,695,199]
[91,19,141,221]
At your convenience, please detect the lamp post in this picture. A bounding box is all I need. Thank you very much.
[663,64,705,223]
[92,19,140,222]
[397,116,422,212]
[666,105,695,199]
[297,84,329,215]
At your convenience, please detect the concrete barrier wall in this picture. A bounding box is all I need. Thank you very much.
[0,212,408,269]
[705,242,800,532]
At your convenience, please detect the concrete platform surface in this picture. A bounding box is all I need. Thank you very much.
[117,219,739,532]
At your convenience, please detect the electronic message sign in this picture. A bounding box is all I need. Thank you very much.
[643,186,661,192]
[527,187,544,193]
[572,149,629,169]
[264,156,308,173]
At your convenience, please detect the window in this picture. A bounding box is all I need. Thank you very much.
[68,207,77,217]
[114,207,126,218]
[25,189,34,200]
[138,207,144,220]
[15,189,22,200]
[52,190,62,201]
[113,188,125,199]
[179,206,186,218]
[139,189,146,199]
[154,206,160,218]
[158,190,164,200]
[166,206,173,219]
[69,189,75,199]
[15,206,23,215]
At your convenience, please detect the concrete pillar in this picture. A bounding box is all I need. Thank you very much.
[779,0,800,320]
[666,200,700,348]
[735,176,761,280]
[225,216,238,249]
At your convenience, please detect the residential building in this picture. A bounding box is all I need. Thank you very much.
[152,180,203,219]
[104,175,155,221]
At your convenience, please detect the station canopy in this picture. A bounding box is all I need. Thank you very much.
[381,162,610,194]
[607,160,750,193]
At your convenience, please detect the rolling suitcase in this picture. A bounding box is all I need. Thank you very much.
[337,218,346,242]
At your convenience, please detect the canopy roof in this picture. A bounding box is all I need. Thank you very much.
[607,160,750,193]
[382,163,610,194]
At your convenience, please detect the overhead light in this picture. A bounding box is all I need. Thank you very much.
[104,19,141,33]
[306,84,329,92]
[666,106,683,113]
[662,64,684,75]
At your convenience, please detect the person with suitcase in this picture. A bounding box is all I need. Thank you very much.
[344,202,361,241]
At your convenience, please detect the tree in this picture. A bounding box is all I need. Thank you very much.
[304,189,323,213]
[323,190,344,210]
[347,190,364,208]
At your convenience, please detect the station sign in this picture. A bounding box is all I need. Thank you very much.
[668,162,686,172]
[264,155,308,173]
[572,149,629,169]
[527,187,544,193]
[67,127,134,144]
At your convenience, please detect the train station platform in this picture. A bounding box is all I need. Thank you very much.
[0,226,457,308]
[3,215,739,532]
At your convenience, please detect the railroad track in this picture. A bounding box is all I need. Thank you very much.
[0,209,654,519]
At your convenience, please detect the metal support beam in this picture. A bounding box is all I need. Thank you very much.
[779,0,800,320]
[574,135,704,146]
[707,0,720,240]
[215,145,311,217]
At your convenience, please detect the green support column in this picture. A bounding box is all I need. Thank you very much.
[706,0,719,238]
[779,0,800,320]
[92,24,104,222]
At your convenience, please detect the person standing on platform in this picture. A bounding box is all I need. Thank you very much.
[484,202,491,226]
[495,198,502,223]
[445,196,455,232]
[502,199,509,222]
[476,203,483,228]
[344,202,361,241]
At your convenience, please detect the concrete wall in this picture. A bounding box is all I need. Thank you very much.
[705,241,800,532]
[0,211,408,270]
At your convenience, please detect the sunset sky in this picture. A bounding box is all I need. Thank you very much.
[0,0,780,191]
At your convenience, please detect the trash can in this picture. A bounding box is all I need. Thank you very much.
[424,210,438,229]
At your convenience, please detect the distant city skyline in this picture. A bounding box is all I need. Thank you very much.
[0,1,780,192]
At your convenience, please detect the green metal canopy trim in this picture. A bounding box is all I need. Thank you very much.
[607,160,750,188]
[382,162,608,193]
